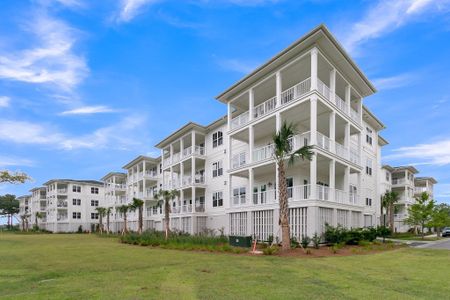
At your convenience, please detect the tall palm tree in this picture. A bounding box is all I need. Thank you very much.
[117,204,131,234]
[154,189,179,240]
[95,207,107,234]
[105,207,113,234]
[20,214,26,231]
[382,191,399,233]
[130,198,145,234]
[34,212,44,229]
[273,121,313,251]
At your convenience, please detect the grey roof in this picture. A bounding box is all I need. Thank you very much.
[43,179,104,186]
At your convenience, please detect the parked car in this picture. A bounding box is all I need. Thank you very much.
[442,227,450,237]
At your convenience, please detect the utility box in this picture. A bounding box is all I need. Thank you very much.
[229,236,252,248]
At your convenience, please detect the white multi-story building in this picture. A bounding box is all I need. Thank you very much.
[17,195,32,227]
[30,187,47,227]
[43,179,104,232]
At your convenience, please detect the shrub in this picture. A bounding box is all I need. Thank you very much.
[290,237,299,249]
[301,236,310,249]
[324,225,385,245]
[311,233,321,249]
[267,234,274,245]
[77,225,83,233]
[263,246,279,255]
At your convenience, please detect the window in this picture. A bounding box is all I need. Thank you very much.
[72,185,81,193]
[385,171,390,182]
[91,200,99,207]
[365,198,372,206]
[159,164,162,174]
[213,191,223,207]
[72,212,81,219]
[366,158,373,176]
[91,187,99,194]
[72,199,81,206]
[233,187,246,205]
[212,131,223,148]
[366,127,373,145]
[91,213,99,220]
[212,160,223,177]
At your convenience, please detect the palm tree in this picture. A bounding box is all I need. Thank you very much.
[154,189,179,240]
[20,214,26,231]
[105,207,113,234]
[34,212,44,229]
[130,198,145,234]
[273,121,313,251]
[95,207,107,234]
[117,204,131,234]
[382,191,399,233]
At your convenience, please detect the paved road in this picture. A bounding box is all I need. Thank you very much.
[416,237,450,250]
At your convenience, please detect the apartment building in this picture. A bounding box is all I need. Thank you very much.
[17,195,32,224]
[43,179,104,232]
[29,187,47,227]
[380,166,437,232]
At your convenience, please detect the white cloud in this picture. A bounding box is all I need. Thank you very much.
[0,156,35,168]
[0,96,10,108]
[385,138,450,166]
[0,116,147,151]
[372,73,417,90]
[115,0,160,23]
[217,58,258,74]
[60,105,117,115]
[0,11,88,90]
[341,0,450,54]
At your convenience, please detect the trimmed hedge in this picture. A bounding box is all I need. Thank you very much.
[324,224,391,245]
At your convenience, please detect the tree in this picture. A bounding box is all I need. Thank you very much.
[34,212,44,229]
[272,121,313,251]
[105,207,113,234]
[382,191,399,233]
[0,194,19,229]
[405,192,435,239]
[117,205,131,234]
[428,204,450,237]
[130,198,145,234]
[20,214,28,231]
[154,189,179,240]
[0,170,31,184]
[95,207,107,234]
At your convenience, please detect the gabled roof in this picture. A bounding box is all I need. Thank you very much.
[382,165,394,172]
[363,105,386,131]
[216,24,376,103]
[392,166,419,174]
[378,135,389,146]
[101,172,127,181]
[122,155,160,169]
[43,179,104,186]
[29,187,46,192]
[415,177,438,184]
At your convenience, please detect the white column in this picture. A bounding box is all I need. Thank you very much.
[344,122,350,149]
[275,112,281,197]
[310,155,317,199]
[191,131,196,154]
[330,69,336,103]
[276,71,282,106]
[329,160,335,202]
[249,168,254,205]
[357,172,362,206]
[170,166,173,190]
[249,125,254,163]
[228,174,233,208]
[310,48,318,91]
[180,162,184,188]
[344,166,350,193]
[191,157,195,185]
[227,102,232,131]
[228,135,233,170]
[329,111,335,153]
[191,187,195,213]
[180,138,184,158]
[249,89,254,121]
[142,162,146,198]
[345,84,351,113]
[310,96,317,145]
[359,98,363,124]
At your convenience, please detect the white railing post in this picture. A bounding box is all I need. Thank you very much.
[276,71,282,107]
[249,88,254,121]
[330,68,336,104]
[329,160,335,202]
[329,111,336,154]
[310,97,317,146]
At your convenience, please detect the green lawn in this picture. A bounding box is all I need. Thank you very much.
[1,233,449,299]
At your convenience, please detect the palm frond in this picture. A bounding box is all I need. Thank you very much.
[288,145,313,166]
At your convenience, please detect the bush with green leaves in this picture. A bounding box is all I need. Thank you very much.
[301,236,310,248]
[324,224,388,245]
[311,233,321,249]
[263,245,279,255]
[290,237,299,248]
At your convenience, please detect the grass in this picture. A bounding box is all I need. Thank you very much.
[389,232,442,241]
[1,233,450,299]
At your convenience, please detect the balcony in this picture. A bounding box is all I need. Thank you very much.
[195,203,205,213]
[57,188,67,194]
[40,206,47,211]
[234,184,359,207]
[57,215,68,221]
[163,146,206,169]
[182,175,205,187]
[57,201,68,208]
[414,187,430,194]
[182,204,193,213]
[392,178,410,186]
[230,77,361,131]
[232,131,360,170]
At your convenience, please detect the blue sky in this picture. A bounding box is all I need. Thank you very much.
[1,0,450,204]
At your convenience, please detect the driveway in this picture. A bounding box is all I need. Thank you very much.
[415,238,450,250]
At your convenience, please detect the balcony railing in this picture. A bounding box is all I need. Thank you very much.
[195,203,205,213]
[57,215,68,221]
[254,96,276,119]
[231,111,249,130]
[414,187,430,194]
[57,202,68,208]
[182,175,205,186]
[253,143,274,163]
[182,204,193,213]
[392,178,407,185]
[234,185,360,207]
[232,152,247,169]
[57,189,67,194]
